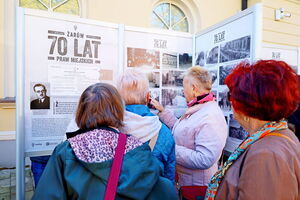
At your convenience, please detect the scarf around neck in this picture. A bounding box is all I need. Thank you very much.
[187,92,215,107]
[205,120,288,200]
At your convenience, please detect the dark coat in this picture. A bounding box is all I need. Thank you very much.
[30,96,50,109]
[32,127,178,200]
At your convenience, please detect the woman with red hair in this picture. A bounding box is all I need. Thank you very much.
[205,60,300,200]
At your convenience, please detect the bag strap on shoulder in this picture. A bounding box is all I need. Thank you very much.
[104,132,127,200]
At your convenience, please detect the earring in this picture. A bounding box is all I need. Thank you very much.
[243,116,249,122]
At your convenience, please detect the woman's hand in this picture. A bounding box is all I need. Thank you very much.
[150,98,165,113]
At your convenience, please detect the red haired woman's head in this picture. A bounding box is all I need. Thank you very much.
[225,60,300,121]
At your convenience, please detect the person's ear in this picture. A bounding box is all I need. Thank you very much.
[146,92,151,104]
[192,84,197,98]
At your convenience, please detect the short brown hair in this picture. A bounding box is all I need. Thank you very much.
[76,83,124,130]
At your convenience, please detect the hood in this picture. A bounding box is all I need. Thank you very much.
[67,128,160,199]
[120,105,162,143]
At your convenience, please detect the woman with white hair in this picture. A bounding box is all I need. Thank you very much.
[151,66,228,190]
[117,69,176,182]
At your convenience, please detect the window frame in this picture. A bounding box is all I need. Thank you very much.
[151,1,190,32]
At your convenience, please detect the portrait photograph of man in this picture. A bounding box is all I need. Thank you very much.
[30,83,50,109]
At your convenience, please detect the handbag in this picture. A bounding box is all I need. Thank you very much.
[104,132,127,200]
[179,186,207,200]
[176,172,207,200]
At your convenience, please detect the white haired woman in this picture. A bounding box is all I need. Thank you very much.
[151,66,228,196]
[117,69,176,182]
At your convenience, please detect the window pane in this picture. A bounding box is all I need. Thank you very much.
[170,4,185,27]
[54,0,79,15]
[151,3,189,32]
[19,0,48,10]
[153,3,170,27]
[151,13,168,29]
[19,0,79,15]
[51,0,67,7]
[172,18,188,32]
[40,0,50,7]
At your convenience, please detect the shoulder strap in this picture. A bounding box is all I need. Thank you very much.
[149,134,158,151]
[104,133,127,200]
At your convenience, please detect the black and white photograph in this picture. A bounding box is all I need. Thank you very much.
[127,47,160,69]
[218,87,231,111]
[206,46,219,64]
[162,52,178,69]
[224,115,228,124]
[162,70,184,87]
[179,53,192,69]
[211,89,218,99]
[149,89,160,102]
[162,89,186,117]
[291,65,298,74]
[220,35,251,63]
[30,82,50,110]
[162,89,185,107]
[146,71,160,88]
[219,64,235,85]
[229,114,248,140]
[195,51,205,66]
[208,69,218,88]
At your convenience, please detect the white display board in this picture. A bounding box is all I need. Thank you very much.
[261,43,299,74]
[195,4,262,153]
[19,10,120,156]
[124,27,193,117]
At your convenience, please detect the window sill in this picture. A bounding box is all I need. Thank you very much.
[0,131,16,141]
[0,97,16,109]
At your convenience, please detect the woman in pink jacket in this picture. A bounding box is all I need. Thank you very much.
[151,66,228,187]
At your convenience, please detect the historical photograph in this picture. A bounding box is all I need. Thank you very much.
[162,70,184,87]
[149,89,160,102]
[195,51,205,66]
[219,64,235,85]
[224,115,228,124]
[220,35,251,63]
[218,87,231,111]
[179,53,192,69]
[229,114,249,140]
[127,47,160,69]
[291,65,298,74]
[206,46,219,64]
[30,82,50,110]
[162,89,186,117]
[208,69,218,88]
[146,71,160,88]
[211,89,218,99]
[162,52,178,69]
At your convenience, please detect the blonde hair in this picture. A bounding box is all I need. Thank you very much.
[117,69,149,105]
[185,66,212,90]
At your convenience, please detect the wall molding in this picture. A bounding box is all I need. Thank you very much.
[0,131,16,140]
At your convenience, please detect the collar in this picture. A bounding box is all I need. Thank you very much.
[125,104,153,117]
[187,92,215,107]
[66,126,119,139]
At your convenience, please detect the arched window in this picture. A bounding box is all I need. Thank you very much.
[151,3,189,32]
[19,0,80,15]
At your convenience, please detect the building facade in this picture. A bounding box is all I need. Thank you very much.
[0,0,299,167]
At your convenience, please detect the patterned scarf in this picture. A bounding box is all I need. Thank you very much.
[205,120,288,200]
[187,92,215,107]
